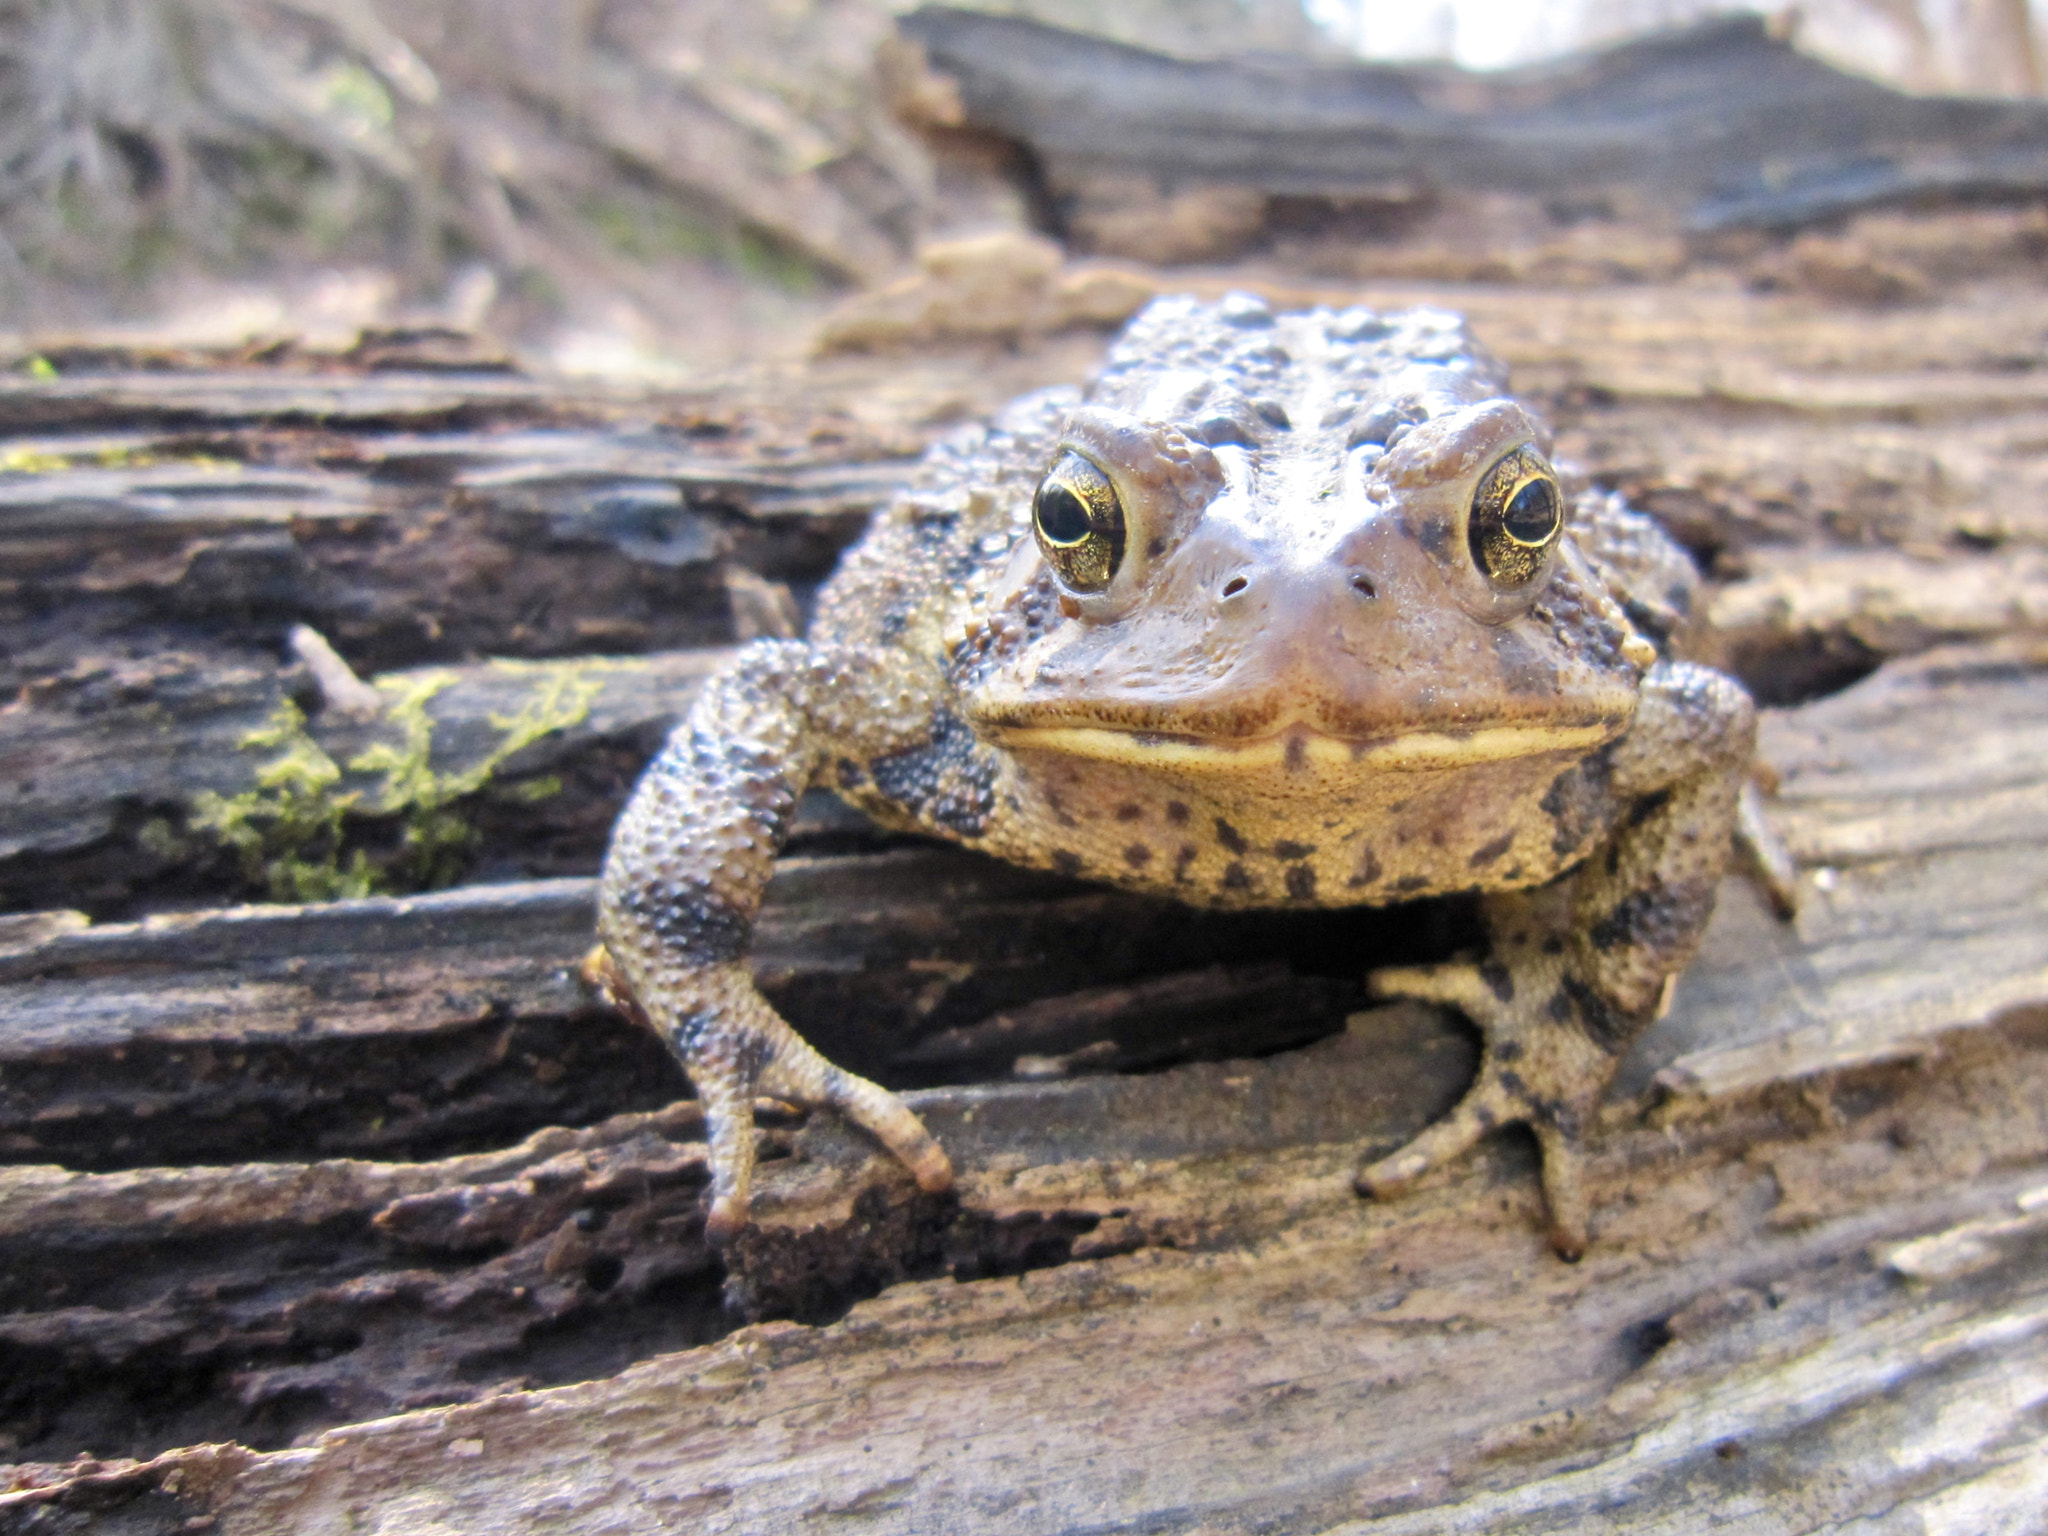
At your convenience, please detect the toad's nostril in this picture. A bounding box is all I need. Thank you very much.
[1221,575,1249,598]
[1350,573,1377,599]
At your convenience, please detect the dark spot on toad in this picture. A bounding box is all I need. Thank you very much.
[1626,789,1671,829]
[1591,880,1716,959]
[1469,831,1514,868]
[1215,819,1248,855]
[1123,842,1153,868]
[622,873,752,966]
[1223,862,1252,891]
[1273,840,1315,861]
[1622,597,1672,648]
[1562,975,1633,1053]
[1052,850,1083,877]
[1541,752,1613,857]
[869,711,995,837]
[1479,959,1515,1004]
[1286,865,1316,900]
[1165,800,1190,825]
[1115,802,1145,822]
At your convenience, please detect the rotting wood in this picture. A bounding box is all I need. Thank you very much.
[0,648,734,914]
[1,634,2043,1524]
[0,412,899,694]
[7,1016,2048,1530]
[6,175,2048,1530]
[0,849,1394,1172]
[13,276,2048,917]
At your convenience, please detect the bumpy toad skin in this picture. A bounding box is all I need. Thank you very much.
[594,293,1763,1256]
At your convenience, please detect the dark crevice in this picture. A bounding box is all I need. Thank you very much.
[0,1168,1192,1469]
[1721,629,1886,707]
[0,1011,689,1173]
[1621,1315,1676,1371]
[3,891,1471,1176]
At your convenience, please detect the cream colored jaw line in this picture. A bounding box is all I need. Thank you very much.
[986,720,1618,772]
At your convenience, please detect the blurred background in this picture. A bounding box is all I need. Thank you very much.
[4,0,2045,379]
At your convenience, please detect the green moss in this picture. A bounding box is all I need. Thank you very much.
[189,662,606,903]
[189,700,375,902]
[0,448,67,474]
[0,441,236,474]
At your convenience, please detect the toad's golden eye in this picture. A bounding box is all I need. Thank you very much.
[1469,447,1564,588]
[1032,451,1125,593]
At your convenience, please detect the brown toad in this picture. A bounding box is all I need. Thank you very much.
[589,292,1785,1257]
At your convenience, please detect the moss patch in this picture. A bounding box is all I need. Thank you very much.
[190,662,604,902]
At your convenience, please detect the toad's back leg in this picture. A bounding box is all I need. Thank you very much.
[592,640,954,1240]
[1360,661,1756,1257]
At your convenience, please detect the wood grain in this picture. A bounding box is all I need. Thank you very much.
[4,629,2044,1526]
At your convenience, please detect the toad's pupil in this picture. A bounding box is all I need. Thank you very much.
[1504,478,1559,543]
[1035,481,1094,545]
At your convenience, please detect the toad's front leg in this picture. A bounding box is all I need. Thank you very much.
[1360,662,1757,1258]
[590,641,952,1241]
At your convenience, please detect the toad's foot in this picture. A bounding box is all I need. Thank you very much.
[1357,946,1642,1260]
[584,947,952,1242]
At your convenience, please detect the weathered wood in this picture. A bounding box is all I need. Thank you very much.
[1657,636,2048,1098]
[0,404,899,694]
[0,848,1386,1172]
[0,1008,1470,1474]
[2,634,2042,1519]
[14,275,2048,918]
[6,1011,2047,1528]
[7,147,2048,1529]
[0,648,731,914]
[903,6,2048,239]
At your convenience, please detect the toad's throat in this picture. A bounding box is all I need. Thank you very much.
[988,719,1620,774]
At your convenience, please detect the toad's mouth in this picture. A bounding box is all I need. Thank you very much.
[986,719,1620,774]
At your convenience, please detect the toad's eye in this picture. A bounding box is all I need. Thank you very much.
[1033,451,1125,593]
[1469,448,1564,588]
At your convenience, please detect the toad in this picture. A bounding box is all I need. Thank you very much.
[588,293,1788,1257]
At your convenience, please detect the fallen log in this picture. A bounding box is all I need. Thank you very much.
[2,634,2041,1519]
[6,168,2048,1529]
